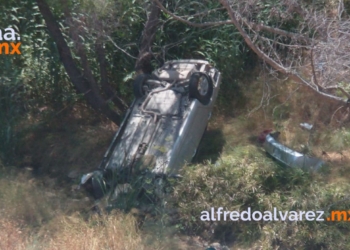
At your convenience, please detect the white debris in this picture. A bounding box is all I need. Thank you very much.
[68,170,79,179]
[80,172,94,184]
[111,183,132,201]
[300,123,313,130]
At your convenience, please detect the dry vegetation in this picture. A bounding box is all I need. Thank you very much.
[0,164,152,250]
[171,71,350,249]
[1,71,350,249]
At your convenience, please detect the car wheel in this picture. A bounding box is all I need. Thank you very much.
[133,74,159,98]
[91,172,108,200]
[189,72,213,105]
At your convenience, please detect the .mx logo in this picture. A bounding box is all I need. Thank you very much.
[0,28,21,55]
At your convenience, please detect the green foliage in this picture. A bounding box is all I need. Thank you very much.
[0,0,151,159]
[345,0,350,13]
[272,104,291,120]
[0,0,77,160]
[152,2,248,110]
[171,145,350,249]
[66,0,146,100]
[322,128,350,151]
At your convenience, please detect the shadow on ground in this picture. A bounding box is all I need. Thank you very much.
[192,128,226,164]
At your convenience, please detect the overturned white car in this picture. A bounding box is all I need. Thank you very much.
[81,60,221,199]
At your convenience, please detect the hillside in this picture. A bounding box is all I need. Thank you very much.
[1,70,350,250]
[1,0,350,249]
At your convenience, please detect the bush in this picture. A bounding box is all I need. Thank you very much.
[170,145,350,249]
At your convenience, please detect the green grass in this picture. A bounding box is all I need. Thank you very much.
[3,69,350,250]
[170,145,350,249]
[165,76,350,249]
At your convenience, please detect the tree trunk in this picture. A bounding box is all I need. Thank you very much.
[36,0,122,124]
[96,41,128,111]
[135,1,162,74]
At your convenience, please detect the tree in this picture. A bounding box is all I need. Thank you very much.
[36,0,166,124]
[36,0,127,124]
[135,1,163,74]
[153,0,350,104]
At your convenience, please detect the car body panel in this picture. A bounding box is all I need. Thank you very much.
[264,134,324,170]
[81,60,221,191]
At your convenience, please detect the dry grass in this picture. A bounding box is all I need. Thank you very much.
[0,218,32,250]
[3,68,350,250]
[0,164,171,250]
[0,212,149,250]
[43,213,145,250]
[1,110,187,250]
[171,71,350,249]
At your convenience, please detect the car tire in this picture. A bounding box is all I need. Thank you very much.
[91,172,108,200]
[189,72,213,105]
[133,74,159,98]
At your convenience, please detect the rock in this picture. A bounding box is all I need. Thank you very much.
[206,242,230,250]
[300,122,313,130]
[68,170,80,179]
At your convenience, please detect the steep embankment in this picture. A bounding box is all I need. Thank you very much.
[1,71,350,249]
[171,73,350,249]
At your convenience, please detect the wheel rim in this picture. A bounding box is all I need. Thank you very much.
[197,76,209,96]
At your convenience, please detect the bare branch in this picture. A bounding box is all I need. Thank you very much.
[310,45,322,90]
[153,0,350,104]
[135,1,162,74]
[106,36,137,59]
[323,86,350,99]
[153,0,231,27]
[154,0,308,41]
[96,41,128,111]
[239,17,310,42]
[153,0,308,41]
[179,7,226,18]
[218,0,348,103]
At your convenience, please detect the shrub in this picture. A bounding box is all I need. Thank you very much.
[171,145,350,249]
